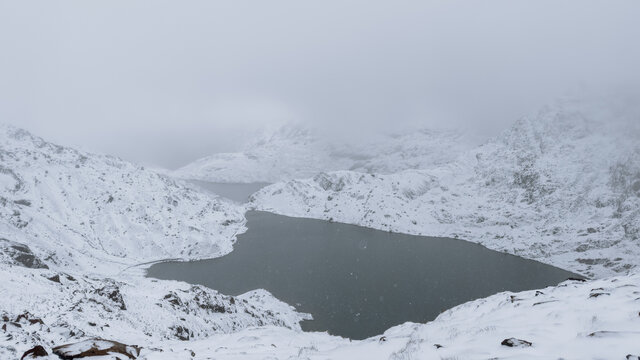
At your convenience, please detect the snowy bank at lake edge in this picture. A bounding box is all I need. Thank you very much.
[7,270,639,360]
[147,272,640,360]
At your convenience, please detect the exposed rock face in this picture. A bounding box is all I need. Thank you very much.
[170,325,193,341]
[20,345,48,359]
[52,339,141,359]
[93,283,127,311]
[0,239,48,269]
[174,124,474,183]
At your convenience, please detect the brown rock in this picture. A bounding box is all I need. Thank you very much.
[52,338,141,359]
[501,337,532,347]
[20,345,48,359]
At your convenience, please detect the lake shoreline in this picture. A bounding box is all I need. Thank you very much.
[148,210,581,340]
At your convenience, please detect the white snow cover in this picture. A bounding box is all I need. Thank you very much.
[3,95,640,359]
[0,124,309,358]
[145,273,640,360]
[251,97,640,278]
[0,124,247,274]
[173,124,476,183]
[0,263,307,359]
[8,271,640,359]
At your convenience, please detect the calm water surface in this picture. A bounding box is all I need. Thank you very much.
[148,211,579,339]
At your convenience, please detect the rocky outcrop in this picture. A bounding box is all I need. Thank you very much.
[20,345,48,359]
[501,338,533,347]
[0,239,48,269]
[0,264,307,357]
[52,339,141,359]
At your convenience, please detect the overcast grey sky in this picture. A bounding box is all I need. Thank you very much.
[1,1,639,168]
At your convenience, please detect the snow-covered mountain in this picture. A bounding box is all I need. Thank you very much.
[0,124,247,274]
[251,98,640,278]
[0,124,309,358]
[173,124,475,183]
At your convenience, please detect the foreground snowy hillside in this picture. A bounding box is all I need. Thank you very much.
[173,124,475,183]
[148,273,640,360]
[0,262,307,359]
[251,98,640,278]
[8,271,640,359]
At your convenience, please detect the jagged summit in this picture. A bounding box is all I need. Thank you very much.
[0,125,310,358]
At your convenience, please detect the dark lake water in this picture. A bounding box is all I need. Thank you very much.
[147,211,580,339]
[188,180,269,203]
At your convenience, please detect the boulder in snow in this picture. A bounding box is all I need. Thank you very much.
[501,337,533,347]
[52,339,141,359]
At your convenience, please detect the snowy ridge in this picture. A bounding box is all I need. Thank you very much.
[251,98,640,278]
[173,123,474,183]
[0,124,246,274]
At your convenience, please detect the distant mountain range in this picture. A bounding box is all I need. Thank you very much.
[173,124,477,183]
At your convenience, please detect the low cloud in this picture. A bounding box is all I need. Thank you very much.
[1,1,639,168]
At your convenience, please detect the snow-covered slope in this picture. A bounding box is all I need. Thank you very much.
[145,273,640,360]
[0,124,246,274]
[173,124,475,183]
[0,263,307,359]
[9,271,640,359]
[251,98,640,278]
